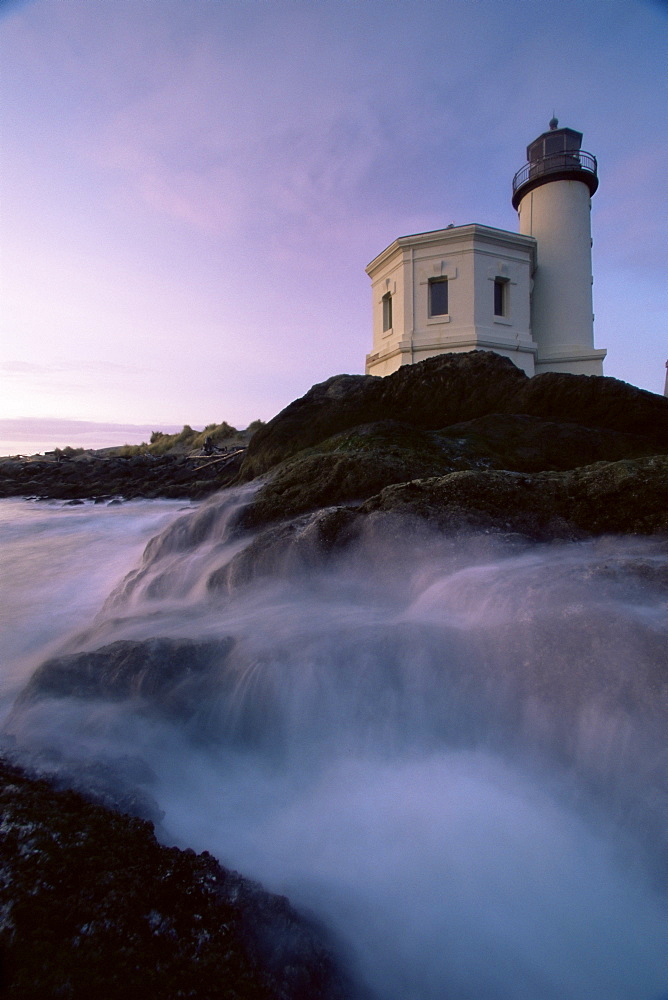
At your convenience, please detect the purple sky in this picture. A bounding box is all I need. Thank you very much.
[1,0,666,454]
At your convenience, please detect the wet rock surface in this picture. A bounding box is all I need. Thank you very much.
[17,638,235,721]
[0,758,356,1000]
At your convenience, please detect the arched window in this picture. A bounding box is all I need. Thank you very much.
[382,292,393,331]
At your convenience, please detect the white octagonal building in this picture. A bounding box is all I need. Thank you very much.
[366,223,537,377]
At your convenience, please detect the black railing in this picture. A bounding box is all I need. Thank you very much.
[512,150,597,194]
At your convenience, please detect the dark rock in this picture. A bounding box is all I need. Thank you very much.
[0,452,242,502]
[0,758,355,999]
[18,638,235,723]
[238,420,475,530]
[231,456,668,584]
[512,369,668,442]
[210,507,360,592]
[358,455,668,539]
[240,352,668,482]
[239,410,668,530]
[240,352,527,480]
[438,412,662,472]
[232,354,667,531]
[0,744,165,826]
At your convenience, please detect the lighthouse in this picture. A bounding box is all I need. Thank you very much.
[365,120,607,379]
[512,119,606,375]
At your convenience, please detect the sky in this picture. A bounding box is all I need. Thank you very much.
[0,0,666,455]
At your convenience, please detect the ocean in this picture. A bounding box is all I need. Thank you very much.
[1,493,667,1000]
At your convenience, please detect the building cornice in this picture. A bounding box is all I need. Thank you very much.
[366,224,536,276]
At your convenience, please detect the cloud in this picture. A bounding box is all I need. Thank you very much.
[0,361,49,375]
[95,73,391,240]
[84,4,458,243]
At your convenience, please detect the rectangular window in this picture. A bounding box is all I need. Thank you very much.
[429,278,448,317]
[494,278,508,317]
[382,292,393,331]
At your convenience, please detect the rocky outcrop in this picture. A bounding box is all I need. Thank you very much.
[239,352,668,482]
[238,416,667,532]
[237,420,476,530]
[17,638,235,721]
[5,353,666,517]
[0,759,354,1000]
[235,353,668,530]
[357,455,668,539]
[203,457,668,600]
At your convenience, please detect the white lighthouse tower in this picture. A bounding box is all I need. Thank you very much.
[512,119,606,375]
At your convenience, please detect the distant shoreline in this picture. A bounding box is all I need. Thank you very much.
[0,418,264,464]
[0,449,245,503]
[0,421,264,501]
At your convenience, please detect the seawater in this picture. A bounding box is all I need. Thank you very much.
[1,493,667,1000]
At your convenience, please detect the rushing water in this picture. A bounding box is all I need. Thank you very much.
[1,493,667,1000]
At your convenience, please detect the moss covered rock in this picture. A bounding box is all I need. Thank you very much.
[240,352,668,482]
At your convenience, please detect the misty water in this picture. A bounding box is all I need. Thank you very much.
[1,493,667,1000]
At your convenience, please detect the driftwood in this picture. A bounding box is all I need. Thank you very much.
[192,449,245,473]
